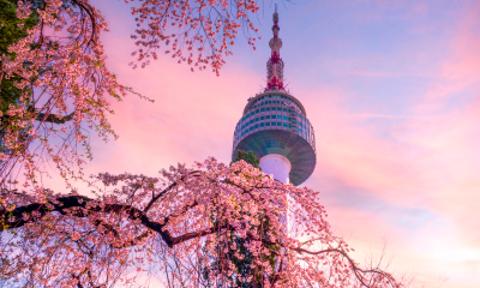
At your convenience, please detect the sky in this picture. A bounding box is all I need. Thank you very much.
[80,1,480,287]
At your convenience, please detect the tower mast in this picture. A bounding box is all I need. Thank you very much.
[266,5,285,91]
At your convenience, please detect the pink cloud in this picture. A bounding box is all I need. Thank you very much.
[399,2,480,245]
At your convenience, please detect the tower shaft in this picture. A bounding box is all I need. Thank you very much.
[259,154,291,183]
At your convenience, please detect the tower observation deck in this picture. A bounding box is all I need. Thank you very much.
[232,8,316,186]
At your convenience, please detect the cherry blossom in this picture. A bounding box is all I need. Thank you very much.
[0,159,401,287]
[0,0,260,188]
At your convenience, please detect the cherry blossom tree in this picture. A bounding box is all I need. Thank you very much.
[0,159,402,287]
[0,0,260,187]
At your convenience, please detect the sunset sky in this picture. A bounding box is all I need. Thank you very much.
[79,1,480,287]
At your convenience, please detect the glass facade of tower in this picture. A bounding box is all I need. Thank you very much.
[232,91,316,186]
[233,92,315,149]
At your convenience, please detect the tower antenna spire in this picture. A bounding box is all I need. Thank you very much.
[266,6,284,91]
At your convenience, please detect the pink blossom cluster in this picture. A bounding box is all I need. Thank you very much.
[126,0,260,73]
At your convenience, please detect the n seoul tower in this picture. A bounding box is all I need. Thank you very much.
[232,7,316,186]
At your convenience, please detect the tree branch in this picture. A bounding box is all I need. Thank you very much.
[143,170,201,213]
[35,111,75,124]
[291,246,400,287]
[0,194,217,249]
[25,105,75,124]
